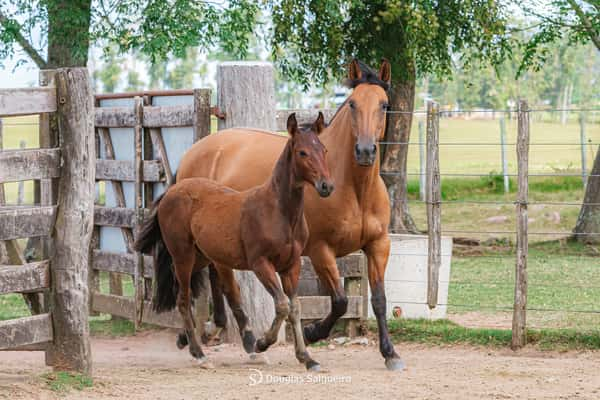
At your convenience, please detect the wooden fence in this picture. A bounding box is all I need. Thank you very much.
[0,68,94,373]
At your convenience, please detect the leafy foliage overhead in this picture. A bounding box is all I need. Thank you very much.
[269,0,512,86]
[0,0,260,68]
[519,0,600,75]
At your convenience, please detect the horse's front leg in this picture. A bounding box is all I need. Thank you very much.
[302,245,347,343]
[280,262,320,371]
[251,257,290,353]
[364,235,404,371]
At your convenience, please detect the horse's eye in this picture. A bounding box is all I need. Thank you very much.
[299,150,308,157]
[348,101,355,110]
[382,103,389,111]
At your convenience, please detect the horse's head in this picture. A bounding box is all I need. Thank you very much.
[345,59,391,166]
[287,112,334,197]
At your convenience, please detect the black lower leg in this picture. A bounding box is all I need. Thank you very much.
[209,265,227,329]
[303,292,347,343]
[371,283,398,360]
[231,305,256,354]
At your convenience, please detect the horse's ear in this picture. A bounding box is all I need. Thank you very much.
[312,111,326,134]
[379,58,391,86]
[287,113,298,137]
[348,59,362,81]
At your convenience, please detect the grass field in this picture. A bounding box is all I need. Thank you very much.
[2,114,600,344]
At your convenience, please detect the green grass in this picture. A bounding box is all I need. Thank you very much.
[386,319,600,351]
[42,371,93,394]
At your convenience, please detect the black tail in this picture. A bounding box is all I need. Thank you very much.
[134,178,206,313]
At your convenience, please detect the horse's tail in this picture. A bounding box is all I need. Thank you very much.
[133,192,177,312]
[134,172,206,313]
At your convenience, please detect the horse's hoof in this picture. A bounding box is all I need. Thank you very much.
[306,361,321,372]
[248,352,270,365]
[303,324,319,344]
[385,357,405,371]
[176,333,188,350]
[255,338,269,353]
[197,356,215,369]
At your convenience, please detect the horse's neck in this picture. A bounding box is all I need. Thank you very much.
[321,108,381,203]
[266,140,305,227]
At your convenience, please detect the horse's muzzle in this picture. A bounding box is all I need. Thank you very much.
[315,180,334,197]
[354,143,377,166]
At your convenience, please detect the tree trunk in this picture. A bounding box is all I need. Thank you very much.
[46,0,92,68]
[574,145,600,244]
[381,65,419,233]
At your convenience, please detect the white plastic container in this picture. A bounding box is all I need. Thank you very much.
[368,234,453,320]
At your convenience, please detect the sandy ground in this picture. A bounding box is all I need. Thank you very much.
[1,329,600,400]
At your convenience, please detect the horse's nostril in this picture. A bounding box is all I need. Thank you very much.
[371,144,377,154]
[354,144,360,155]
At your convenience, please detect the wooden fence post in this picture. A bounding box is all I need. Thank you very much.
[512,99,530,350]
[217,62,282,343]
[579,112,588,187]
[192,88,212,339]
[500,117,510,193]
[419,120,426,201]
[47,68,94,373]
[133,96,144,330]
[426,101,441,309]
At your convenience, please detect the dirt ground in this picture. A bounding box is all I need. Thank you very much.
[1,329,600,400]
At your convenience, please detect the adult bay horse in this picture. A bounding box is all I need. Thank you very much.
[177,59,404,371]
[135,113,333,370]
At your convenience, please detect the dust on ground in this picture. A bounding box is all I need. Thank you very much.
[1,329,599,400]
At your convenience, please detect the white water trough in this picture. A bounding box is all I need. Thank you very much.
[368,234,453,320]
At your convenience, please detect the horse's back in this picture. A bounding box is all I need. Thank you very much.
[177,128,286,190]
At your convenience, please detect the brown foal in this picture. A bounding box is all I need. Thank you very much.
[135,113,333,370]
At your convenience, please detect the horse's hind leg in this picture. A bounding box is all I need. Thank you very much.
[214,265,256,354]
[173,254,211,367]
[281,263,320,371]
[200,264,227,346]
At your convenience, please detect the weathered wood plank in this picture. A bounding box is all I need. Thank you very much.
[96,104,195,128]
[0,206,56,240]
[426,101,441,309]
[134,96,144,330]
[275,109,336,131]
[149,129,173,185]
[299,296,362,320]
[144,104,193,127]
[95,159,164,182]
[0,148,61,183]
[94,206,135,228]
[47,68,93,373]
[193,89,211,140]
[0,261,50,294]
[92,292,183,328]
[300,253,365,280]
[512,100,530,350]
[95,107,136,127]
[0,87,56,117]
[0,314,53,350]
[92,250,153,279]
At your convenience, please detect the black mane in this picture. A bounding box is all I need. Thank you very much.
[344,60,390,92]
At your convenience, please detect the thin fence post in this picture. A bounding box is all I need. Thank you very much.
[47,67,94,373]
[426,101,441,309]
[579,112,588,188]
[192,88,211,339]
[419,120,426,201]
[500,117,510,193]
[133,96,144,330]
[512,99,529,350]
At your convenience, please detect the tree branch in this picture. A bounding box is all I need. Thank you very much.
[566,0,600,51]
[0,9,47,68]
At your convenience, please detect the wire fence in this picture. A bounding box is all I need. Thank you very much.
[384,103,600,337]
